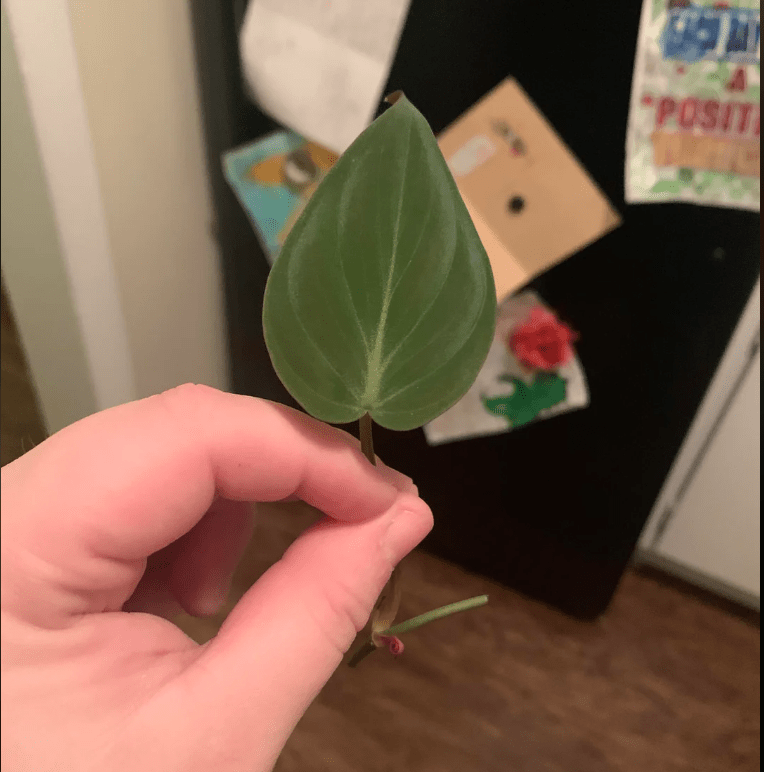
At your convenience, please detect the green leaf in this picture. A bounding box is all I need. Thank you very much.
[262,95,496,430]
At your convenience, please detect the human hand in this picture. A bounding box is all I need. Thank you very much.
[1,384,432,771]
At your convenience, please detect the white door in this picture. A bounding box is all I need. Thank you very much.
[639,282,761,609]
[653,348,760,602]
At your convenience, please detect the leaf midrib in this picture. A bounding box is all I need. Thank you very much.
[360,120,412,409]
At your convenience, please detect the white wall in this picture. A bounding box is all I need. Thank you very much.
[3,0,137,425]
[66,0,228,399]
[2,3,100,433]
[2,0,228,433]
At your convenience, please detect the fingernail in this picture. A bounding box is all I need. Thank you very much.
[377,463,417,495]
[194,581,230,617]
[382,501,434,565]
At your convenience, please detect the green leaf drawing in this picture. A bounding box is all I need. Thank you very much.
[482,373,567,428]
[263,95,496,431]
[650,180,685,195]
[678,168,694,184]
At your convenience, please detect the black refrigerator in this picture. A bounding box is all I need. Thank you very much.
[189,0,760,619]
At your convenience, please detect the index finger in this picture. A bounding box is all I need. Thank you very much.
[1,384,408,571]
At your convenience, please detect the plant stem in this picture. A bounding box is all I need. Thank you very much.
[384,595,489,635]
[347,595,489,668]
[351,411,403,669]
[359,412,375,465]
[347,640,378,668]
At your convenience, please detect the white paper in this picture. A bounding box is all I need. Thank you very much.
[239,0,411,153]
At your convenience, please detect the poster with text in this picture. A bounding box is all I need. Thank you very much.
[625,0,759,211]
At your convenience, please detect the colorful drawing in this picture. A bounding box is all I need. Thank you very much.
[626,0,760,210]
[223,132,338,262]
[424,291,589,446]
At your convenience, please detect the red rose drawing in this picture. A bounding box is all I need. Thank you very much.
[508,307,577,371]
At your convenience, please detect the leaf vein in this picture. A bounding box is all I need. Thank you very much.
[286,278,362,401]
[375,271,489,408]
[380,220,460,373]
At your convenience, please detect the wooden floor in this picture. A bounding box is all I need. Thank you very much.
[174,502,760,772]
[1,282,759,771]
[1,279,47,466]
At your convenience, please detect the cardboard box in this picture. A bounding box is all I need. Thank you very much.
[438,78,621,302]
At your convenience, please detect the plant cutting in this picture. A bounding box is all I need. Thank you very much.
[262,91,496,665]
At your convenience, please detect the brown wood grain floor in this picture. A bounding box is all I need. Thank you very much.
[1,281,759,771]
[175,501,760,772]
[1,277,47,466]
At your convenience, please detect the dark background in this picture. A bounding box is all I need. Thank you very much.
[190,0,760,618]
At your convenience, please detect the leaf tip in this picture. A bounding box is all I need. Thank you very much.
[384,90,405,106]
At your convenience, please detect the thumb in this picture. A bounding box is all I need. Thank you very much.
[179,492,432,762]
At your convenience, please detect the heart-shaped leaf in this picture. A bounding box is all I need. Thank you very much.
[262,95,496,431]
